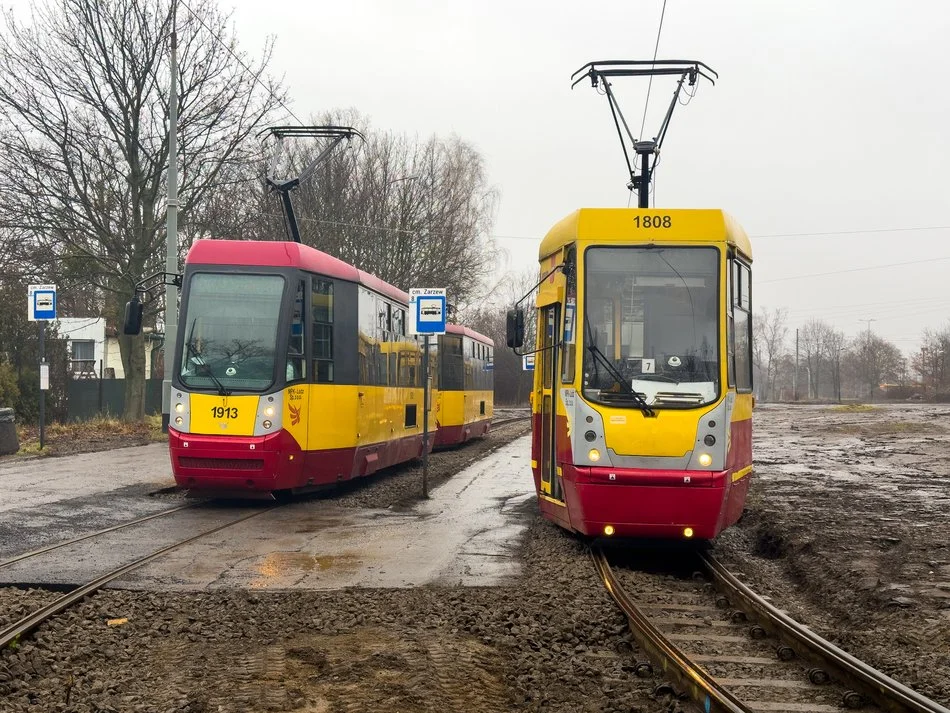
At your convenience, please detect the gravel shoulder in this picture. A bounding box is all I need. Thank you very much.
[0,514,670,713]
[713,403,950,705]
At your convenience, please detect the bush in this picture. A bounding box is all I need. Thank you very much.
[0,360,19,408]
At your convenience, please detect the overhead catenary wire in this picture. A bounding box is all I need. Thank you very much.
[757,255,950,284]
[638,0,669,141]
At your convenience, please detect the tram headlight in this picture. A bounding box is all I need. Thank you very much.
[264,406,275,417]
[262,420,272,429]
[683,527,694,538]
[703,434,716,446]
[174,403,184,413]
[604,525,615,536]
[584,430,597,442]
[174,416,183,425]
[698,453,713,467]
[588,448,601,462]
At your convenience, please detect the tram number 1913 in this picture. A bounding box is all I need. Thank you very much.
[633,215,672,229]
[212,406,239,419]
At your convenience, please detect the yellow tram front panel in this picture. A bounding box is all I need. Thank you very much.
[529,208,754,539]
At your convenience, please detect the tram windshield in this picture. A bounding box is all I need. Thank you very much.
[179,273,285,393]
[582,246,720,408]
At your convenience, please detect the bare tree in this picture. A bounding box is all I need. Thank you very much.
[0,0,285,419]
[753,307,788,401]
[845,332,904,401]
[825,327,846,402]
[912,326,950,396]
[800,319,836,399]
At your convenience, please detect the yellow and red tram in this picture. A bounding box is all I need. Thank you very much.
[433,325,494,447]
[168,239,489,495]
[514,208,753,540]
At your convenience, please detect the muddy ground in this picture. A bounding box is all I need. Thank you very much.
[715,403,950,705]
[3,404,948,711]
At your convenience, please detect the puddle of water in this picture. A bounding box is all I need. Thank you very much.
[250,551,361,588]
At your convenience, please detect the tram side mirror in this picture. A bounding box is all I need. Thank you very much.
[506,307,524,349]
[123,295,144,335]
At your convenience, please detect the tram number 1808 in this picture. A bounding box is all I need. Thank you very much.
[633,215,672,229]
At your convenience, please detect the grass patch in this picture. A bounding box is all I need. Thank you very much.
[13,414,167,457]
[828,421,945,436]
[828,404,878,413]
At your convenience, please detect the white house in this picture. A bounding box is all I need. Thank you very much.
[58,317,162,379]
[58,317,107,378]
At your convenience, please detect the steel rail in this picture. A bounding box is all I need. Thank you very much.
[701,552,950,713]
[591,548,753,713]
[0,506,278,649]
[0,503,195,570]
[491,416,531,428]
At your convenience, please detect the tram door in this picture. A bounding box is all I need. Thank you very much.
[538,305,563,501]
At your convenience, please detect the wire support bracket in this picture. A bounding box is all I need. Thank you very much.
[258,125,367,243]
[571,60,718,207]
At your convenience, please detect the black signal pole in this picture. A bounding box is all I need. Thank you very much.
[422,334,430,498]
[39,321,45,450]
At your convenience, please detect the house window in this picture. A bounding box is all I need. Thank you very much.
[71,340,95,373]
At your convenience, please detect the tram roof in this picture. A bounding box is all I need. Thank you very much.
[446,323,494,347]
[539,208,752,260]
[186,239,409,305]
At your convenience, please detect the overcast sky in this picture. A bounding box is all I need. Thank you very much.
[16,0,950,356]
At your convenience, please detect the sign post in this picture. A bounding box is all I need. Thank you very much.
[408,287,447,498]
[28,284,57,450]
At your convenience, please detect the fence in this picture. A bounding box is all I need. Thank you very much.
[67,378,163,421]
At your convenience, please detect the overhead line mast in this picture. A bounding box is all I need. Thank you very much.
[572,60,718,208]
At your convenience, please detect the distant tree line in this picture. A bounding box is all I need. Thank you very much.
[753,309,949,402]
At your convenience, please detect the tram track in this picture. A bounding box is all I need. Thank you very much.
[490,415,531,429]
[593,547,950,713]
[0,505,278,650]
[0,502,196,572]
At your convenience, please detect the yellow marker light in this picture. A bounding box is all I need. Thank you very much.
[174,403,184,413]
[604,525,615,536]
[264,406,275,417]
[588,448,601,462]
[262,420,272,429]
[288,454,294,461]
[174,416,183,425]
[698,453,713,467]
[683,527,694,538]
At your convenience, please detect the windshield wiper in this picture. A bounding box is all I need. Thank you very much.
[586,343,655,417]
[184,319,230,396]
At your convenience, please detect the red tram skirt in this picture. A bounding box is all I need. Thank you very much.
[168,428,304,492]
[433,418,492,448]
[168,428,429,493]
[541,463,751,540]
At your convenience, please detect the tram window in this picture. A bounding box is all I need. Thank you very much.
[739,264,751,311]
[734,309,752,391]
[393,308,405,337]
[287,280,306,382]
[561,246,577,383]
[734,259,753,392]
[726,262,736,387]
[312,279,333,383]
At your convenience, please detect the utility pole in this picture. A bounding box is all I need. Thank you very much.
[794,328,799,401]
[858,319,877,401]
[162,19,179,433]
